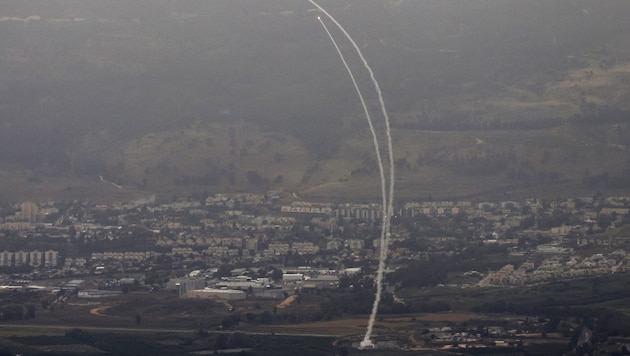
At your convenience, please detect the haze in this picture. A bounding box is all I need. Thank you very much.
[2,1,630,355]
[0,0,628,202]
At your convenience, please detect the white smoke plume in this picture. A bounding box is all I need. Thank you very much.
[308,0,395,347]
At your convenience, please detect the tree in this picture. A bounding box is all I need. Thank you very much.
[65,328,94,343]
[269,267,283,282]
[246,170,267,187]
[260,311,272,324]
[227,332,249,348]
[0,305,23,321]
[214,334,228,349]
[214,265,233,279]
[25,304,35,320]
[597,213,616,230]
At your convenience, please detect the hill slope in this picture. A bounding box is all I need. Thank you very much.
[1,0,630,202]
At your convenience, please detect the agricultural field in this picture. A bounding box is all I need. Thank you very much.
[4,274,630,354]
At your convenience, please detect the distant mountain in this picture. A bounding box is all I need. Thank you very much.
[1,0,629,202]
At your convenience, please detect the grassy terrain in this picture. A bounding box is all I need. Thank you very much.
[4,274,630,354]
[107,53,630,203]
[1,1,630,203]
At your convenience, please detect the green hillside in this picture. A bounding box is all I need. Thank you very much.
[1,0,630,203]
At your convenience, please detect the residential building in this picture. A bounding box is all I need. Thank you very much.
[29,250,42,267]
[0,251,12,267]
[44,250,58,267]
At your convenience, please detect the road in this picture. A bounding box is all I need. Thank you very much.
[0,323,337,338]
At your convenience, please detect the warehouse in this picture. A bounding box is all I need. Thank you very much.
[187,288,246,301]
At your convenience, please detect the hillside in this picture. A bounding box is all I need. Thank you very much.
[1,0,630,203]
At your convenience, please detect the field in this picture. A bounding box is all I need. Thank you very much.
[4,274,630,354]
[2,53,630,204]
[257,312,485,337]
[0,170,151,204]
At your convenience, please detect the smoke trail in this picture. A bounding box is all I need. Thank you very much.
[309,1,395,347]
[316,17,388,280]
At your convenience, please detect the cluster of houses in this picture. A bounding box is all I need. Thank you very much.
[417,324,538,350]
[0,194,629,291]
[0,249,59,268]
[481,249,630,286]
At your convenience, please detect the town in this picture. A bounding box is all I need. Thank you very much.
[2,193,630,353]
[1,193,629,294]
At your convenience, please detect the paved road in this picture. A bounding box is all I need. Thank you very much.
[0,323,337,338]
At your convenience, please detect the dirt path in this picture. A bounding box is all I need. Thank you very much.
[89,305,112,316]
[276,295,297,309]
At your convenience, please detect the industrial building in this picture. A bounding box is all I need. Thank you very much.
[187,288,246,301]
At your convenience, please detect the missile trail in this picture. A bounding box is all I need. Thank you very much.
[309,0,395,347]
[316,17,388,272]
[307,1,395,219]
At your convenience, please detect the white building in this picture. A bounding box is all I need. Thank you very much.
[19,201,39,222]
[14,250,28,266]
[282,273,304,283]
[0,251,13,267]
[44,250,58,267]
[188,288,246,301]
[29,250,42,267]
